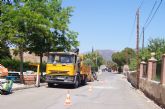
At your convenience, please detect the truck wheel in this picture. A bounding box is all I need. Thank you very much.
[74,79,79,88]
[48,83,54,87]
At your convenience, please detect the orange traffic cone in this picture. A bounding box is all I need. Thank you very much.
[88,83,93,92]
[64,90,72,106]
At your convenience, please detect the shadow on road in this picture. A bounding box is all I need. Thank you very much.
[46,83,87,89]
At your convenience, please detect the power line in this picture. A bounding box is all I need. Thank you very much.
[139,0,145,9]
[144,0,163,30]
[143,1,157,29]
[139,29,143,40]
[139,1,157,41]
[139,0,163,48]
[128,0,145,47]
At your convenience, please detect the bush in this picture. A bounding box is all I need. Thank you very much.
[0,58,21,71]
[129,58,137,71]
[0,58,46,72]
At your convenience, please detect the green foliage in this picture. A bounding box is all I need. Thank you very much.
[112,52,125,67]
[122,48,136,64]
[0,58,28,71]
[139,38,165,62]
[0,58,46,72]
[0,41,11,59]
[147,38,165,60]
[1,0,79,53]
[83,51,104,72]
[112,48,136,72]
[112,47,135,67]
[139,48,151,61]
[106,60,117,71]
[133,38,165,72]
[106,61,116,68]
[129,58,137,71]
[0,0,79,77]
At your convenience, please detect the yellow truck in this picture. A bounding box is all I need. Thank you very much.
[46,49,91,88]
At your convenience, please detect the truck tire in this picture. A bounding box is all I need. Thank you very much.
[48,83,54,87]
[73,79,79,88]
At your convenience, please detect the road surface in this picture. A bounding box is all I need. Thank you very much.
[0,72,161,109]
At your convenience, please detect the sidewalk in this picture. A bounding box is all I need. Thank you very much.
[12,83,47,91]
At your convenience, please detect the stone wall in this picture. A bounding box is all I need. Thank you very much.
[127,72,165,108]
[127,54,165,108]
[127,71,137,87]
[139,78,165,107]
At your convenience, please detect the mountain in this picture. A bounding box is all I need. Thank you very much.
[82,49,116,61]
[97,49,116,61]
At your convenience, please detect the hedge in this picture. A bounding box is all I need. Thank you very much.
[0,58,46,72]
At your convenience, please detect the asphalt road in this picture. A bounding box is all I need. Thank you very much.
[0,72,161,109]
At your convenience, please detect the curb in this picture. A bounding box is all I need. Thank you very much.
[12,83,47,91]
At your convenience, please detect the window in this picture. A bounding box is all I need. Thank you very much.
[47,54,75,64]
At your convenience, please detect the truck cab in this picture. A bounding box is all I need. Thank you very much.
[46,52,86,88]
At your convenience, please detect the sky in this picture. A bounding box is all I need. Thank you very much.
[62,0,165,53]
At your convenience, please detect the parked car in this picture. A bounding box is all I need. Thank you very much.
[6,72,20,83]
[0,64,8,77]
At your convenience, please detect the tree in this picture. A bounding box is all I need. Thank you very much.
[84,51,104,72]
[139,48,150,61]
[121,48,136,64]
[0,0,79,80]
[147,38,165,60]
[24,0,53,76]
[138,38,165,61]
[112,52,125,67]
[0,41,11,59]
[25,0,79,75]
[112,48,135,72]
[0,1,34,83]
[106,60,117,71]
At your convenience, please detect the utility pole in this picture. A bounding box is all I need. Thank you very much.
[92,46,94,53]
[136,9,140,89]
[142,27,144,50]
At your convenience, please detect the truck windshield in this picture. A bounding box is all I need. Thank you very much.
[48,54,75,64]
